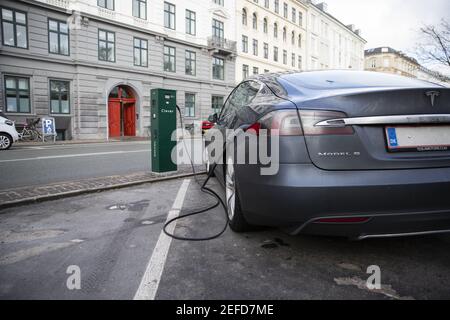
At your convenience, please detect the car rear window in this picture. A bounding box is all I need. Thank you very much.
[281,71,442,90]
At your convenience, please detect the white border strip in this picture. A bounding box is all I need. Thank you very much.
[133,179,191,300]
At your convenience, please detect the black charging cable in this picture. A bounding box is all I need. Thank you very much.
[162,105,229,241]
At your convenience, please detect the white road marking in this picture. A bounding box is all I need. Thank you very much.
[133,179,191,300]
[0,149,150,163]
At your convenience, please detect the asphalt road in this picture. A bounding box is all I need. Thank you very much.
[1,177,450,300]
[0,141,152,190]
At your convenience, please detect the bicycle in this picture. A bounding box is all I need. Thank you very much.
[16,118,42,142]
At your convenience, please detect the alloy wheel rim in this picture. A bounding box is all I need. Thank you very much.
[0,136,10,149]
[225,157,236,221]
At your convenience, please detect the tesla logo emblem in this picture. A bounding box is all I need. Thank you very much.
[425,91,440,107]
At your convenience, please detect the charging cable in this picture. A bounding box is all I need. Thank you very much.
[162,105,229,241]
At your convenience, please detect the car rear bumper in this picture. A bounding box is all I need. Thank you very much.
[235,164,450,238]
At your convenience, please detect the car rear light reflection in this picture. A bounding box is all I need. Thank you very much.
[315,217,370,224]
[245,122,261,135]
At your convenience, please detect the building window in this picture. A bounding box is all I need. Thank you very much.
[252,12,257,30]
[263,18,268,33]
[212,95,223,114]
[1,8,28,48]
[291,53,295,67]
[274,0,279,14]
[283,3,288,18]
[273,23,278,38]
[298,55,302,70]
[264,69,269,73]
[185,50,196,76]
[164,46,176,72]
[253,67,259,75]
[133,0,147,19]
[242,64,249,79]
[98,0,114,10]
[50,80,70,114]
[264,0,269,8]
[252,39,258,56]
[298,34,302,48]
[134,37,148,67]
[185,93,195,117]
[263,43,268,59]
[213,0,224,6]
[299,12,303,27]
[283,27,287,42]
[48,19,69,55]
[371,59,376,68]
[292,8,296,23]
[273,46,278,62]
[164,2,175,29]
[185,9,196,35]
[98,29,115,62]
[242,8,247,26]
[291,31,295,45]
[4,76,30,113]
[283,50,287,64]
[212,57,224,80]
[242,35,248,53]
[212,19,224,40]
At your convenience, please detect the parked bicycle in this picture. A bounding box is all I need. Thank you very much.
[16,118,43,142]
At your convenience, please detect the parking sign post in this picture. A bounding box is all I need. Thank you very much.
[41,117,57,143]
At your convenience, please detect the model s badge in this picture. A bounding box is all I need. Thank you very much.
[425,90,440,107]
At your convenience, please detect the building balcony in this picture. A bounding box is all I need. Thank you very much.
[207,36,237,56]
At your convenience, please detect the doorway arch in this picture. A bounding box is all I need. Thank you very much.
[108,85,136,138]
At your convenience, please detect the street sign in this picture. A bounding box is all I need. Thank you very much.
[41,117,57,143]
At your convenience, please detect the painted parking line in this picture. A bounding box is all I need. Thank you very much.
[0,149,150,163]
[133,179,191,300]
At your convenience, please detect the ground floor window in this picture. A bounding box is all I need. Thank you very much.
[4,76,30,113]
[185,93,195,117]
[211,95,223,114]
[50,80,70,114]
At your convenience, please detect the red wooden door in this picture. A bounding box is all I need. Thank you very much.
[124,103,136,136]
[108,101,121,137]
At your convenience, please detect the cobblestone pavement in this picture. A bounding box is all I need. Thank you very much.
[0,166,204,209]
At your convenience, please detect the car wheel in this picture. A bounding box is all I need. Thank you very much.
[225,156,253,232]
[0,133,12,150]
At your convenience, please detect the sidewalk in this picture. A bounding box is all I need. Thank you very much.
[0,166,204,209]
[15,137,149,147]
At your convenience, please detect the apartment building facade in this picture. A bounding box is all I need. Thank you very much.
[365,47,420,78]
[365,47,450,86]
[236,0,308,82]
[0,0,237,140]
[306,1,365,71]
[235,0,366,83]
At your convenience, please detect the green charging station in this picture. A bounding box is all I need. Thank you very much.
[151,88,177,173]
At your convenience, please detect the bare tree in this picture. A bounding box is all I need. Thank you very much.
[416,19,450,67]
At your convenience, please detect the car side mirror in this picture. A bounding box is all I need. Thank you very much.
[208,113,218,123]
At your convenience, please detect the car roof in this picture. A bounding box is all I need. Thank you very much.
[248,70,443,99]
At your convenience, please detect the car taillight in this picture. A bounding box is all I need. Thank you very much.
[252,109,353,136]
[299,110,354,135]
[258,110,303,136]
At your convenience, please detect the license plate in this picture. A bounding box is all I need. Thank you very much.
[386,126,450,152]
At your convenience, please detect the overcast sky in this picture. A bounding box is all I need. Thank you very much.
[323,0,449,63]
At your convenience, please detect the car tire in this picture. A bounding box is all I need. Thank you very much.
[225,156,254,232]
[0,133,12,150]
